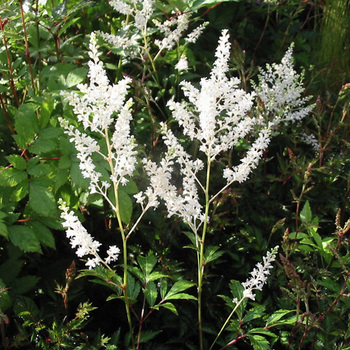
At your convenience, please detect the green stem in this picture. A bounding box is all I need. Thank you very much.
[198,158,212,350]
[104,128,135,349]
[209,297,245,350]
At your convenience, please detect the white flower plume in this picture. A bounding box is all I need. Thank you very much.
[241,246,278,301]
[254,44,314,123]
[59,200,120,269]
[168,29,257,162]
[140,123,205,232]
[61,32,137,197]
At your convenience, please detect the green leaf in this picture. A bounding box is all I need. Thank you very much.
[139,330,162,343]
[159,302,177,315]
[0,168,27,187]
[160,279,168,299]
[0,222,8,239]
[229,280,246,319]
[265,309,295,327]
[66,67,88,87]
[147,271,169,283]
[204,245,224,264]
[243,305,266,324]
[10,180,29,202]
[165,292,197,301]
[138,255,157,280]
[79,267,123,294]
[29,221,56,249]
[164,280,195,300]
[126,274,141,303]
[144,281,158,307]
[8,226,42,253]
[248,328,277,338]
[122,180,138,194]
[6,155,26,170]
[300,200,312,223]
[118,188,133,225]
[39,98,55,128]
[249,334,270,350]
[27,163,52,177]
[317,278,341,294]
[12,275,40,294]
[29,183,57,217]
[0,278,12,311]
[13,103,39,149]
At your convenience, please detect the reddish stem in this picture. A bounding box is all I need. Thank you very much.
[0,17,20,107]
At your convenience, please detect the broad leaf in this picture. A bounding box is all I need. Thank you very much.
[144,281,158,307]
[8,226,42,253]
[29,183,57,217]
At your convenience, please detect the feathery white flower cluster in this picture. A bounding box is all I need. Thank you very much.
[241,246,278,300]
[61,33,137,198]
[175,54,189,72]
[110,0,155,31]
[185,22,207,44]
[59,200,120,269]
[300,132,320,153]
[254,44,313,123]
[140,124,205,231]
[137,30,272,229]
[168,30,257,161]
[153,12,190,51]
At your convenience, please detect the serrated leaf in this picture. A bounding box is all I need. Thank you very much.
[138,255,157,280]
[144,281,158,307]
[8,226,42,253]
[0,168,27,187]
[248,328,276,338]
[126,274,141,303]
[39,98,55,128]
[29,221,56,249]
[12,275,40,294]
[164,292,197,301]
[160,278,168,299]
[10,180,29,202]
[79,267,123,294]
[66,67,88,87]
[243,305,266,324]
[164,280,195,300]
[14,103,39,148]
[147,271,169,283]
[159,302,178,315]
[265,309,295,327]
[139,330,162,343]
[29,183,57,217]
[317,278,341,294]
[118,188,133,225]
[300,200,312,223]
[27,163,52,177]
[204,245,224,264]
[249,334,270,350]
[0,222,8,239]
[6,155,26,170]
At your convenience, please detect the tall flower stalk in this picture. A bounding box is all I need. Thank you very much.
[59,33,156,349]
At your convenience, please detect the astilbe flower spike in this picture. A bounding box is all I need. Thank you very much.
[58,200,120,269]
[60,32,137,199]
[254,43,314,123]
[241,246,279,301]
